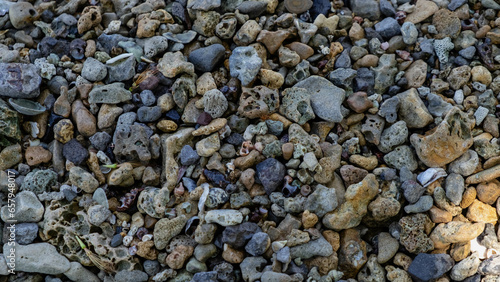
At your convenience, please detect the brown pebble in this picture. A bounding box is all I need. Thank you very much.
[476,180,500,205]
[25,146,52,166]
[302,210,318,229]
[429,206,452,223]
[222,244,244,264]
[466,164,500,184]
[282,142,294,160]
[166,245,194,269]
[346,92,373,113]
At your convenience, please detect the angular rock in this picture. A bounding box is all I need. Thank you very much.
[411,107,474,167]
[294,76,345,123]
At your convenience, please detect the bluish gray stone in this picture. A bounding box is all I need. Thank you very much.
[229,46,262,86]
[180,145,200,166]
[89,131,111,151]
[375,17,401,39]
[189,44,226,72]
[256,158,286,194]
[81,57,107,82]
[137,106,162,122]
[294,76,346,123]
[0,63,41,99]
[408,254,454,281]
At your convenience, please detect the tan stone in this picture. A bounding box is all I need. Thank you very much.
[404,60,428,88]
[222,244,244,264]
[429,206,452,223]
[430,221,485,249]
[460,187,476,209]
[72,100,96,137]
[476,180,500,205]
[302,210,318,229]
[192,118,227,136]
[256,30,289,54]
[259,69,284,89]
[97,104,123,129]
[157,120,178,132]
[136,240,159,260]
[471,65,492,85]
[397,88,433,129]
[411,107,473,167]
[322,174,378,230]
[166,245,193,269]
[25,146,52,166]
[286,42,314,60]
[405,0,439,23]
[466,199,497,223]
[338,229,367,278]
[0,144,22,171]
[450,241,470,262]
[349,154,378,170]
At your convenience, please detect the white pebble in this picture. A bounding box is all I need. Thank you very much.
[453,90,464,105]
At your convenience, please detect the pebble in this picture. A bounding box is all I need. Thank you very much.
[25,146,52,166]
[188,44,226,72]
[2,243,70,274]
[408,253,454,281]
[229,46,262,86]
[81,57,107,82]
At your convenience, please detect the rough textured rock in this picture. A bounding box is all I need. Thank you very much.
[411,107,474,167]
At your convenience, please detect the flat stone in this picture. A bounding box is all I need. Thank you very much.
[3,243,70,275]
[294,76,346,123]
[396,88,433,128]
[88,82,132,104]
[0,63,41,99]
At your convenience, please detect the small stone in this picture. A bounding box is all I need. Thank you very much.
[0,63,41,99]
[166,245,194,269]
[405,0,438,23]
[205,210,243,226]
[88,83,132,104]
[158,51,195,78]
[0,144,22,171]
[408,253,454,282]
[451,253,480,281]
[188,44,226,72]
[229,46,262,86]
[375,17,401,40]
[25,146,52,166]
[203,89,228,118]
[81,57,107,82]
[63,139,89,165]
[0,191,43,223]
[377,232,399,264]
[3,243,70,274]
[87,204,111,225]
[401,22,418,45]
[153,215,188,249]
[53,119,74,144]
[245,232,270,256]
[411,107,473,167]
[256,158,286,194]
[69,166,99,193]
[196,133,220,157]
[466,199,497,223]
[384,145,418,171]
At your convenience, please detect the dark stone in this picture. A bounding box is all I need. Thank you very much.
[110,233,123,247]
[63,139,89,165]
[237,1,267,18]
[107,55,136,83]
[97,33,131,54]
[221,222,262,248]
[226,133,244,146]
[334,49,352,69]
[113,124,152,163]
[379,0,396,17]
[180,145,200,166]
[310,0,331,19]
[354,68,375,95]
[374,17,401,39]
[137,106,162,122]
[350,0,381,20]
[408,253,454,282]
[245,232,270,256]
[89,132,112,151]
[188,44,226,72]
[165,109,181,123]
[401,180,426,204]
[256,158,286,194]
[143,260,160,276]
[192,271,218,282]
[328,68,357,89]
[197,112,213,125]
[63,189,77,201]
[38,37,70,57]
[448,0,467,11]
[213,262,234,282]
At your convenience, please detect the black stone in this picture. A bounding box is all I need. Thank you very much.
[62,139,89,165]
